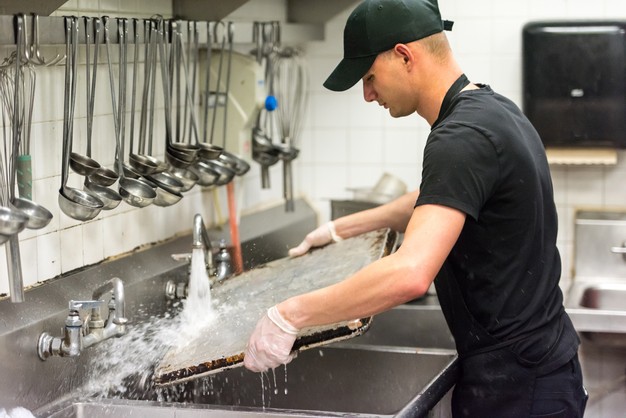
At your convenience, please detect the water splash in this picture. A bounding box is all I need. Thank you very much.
[82,249,218,400]
[177,248,217,346]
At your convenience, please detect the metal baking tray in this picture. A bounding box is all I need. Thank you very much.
[154,228,397,386]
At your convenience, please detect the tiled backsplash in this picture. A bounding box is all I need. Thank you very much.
[2,0,626,299]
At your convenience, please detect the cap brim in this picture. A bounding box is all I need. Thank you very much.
[323,55,377,92]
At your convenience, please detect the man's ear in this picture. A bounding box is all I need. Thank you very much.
[393,43,414,68]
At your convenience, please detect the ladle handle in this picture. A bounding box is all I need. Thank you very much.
[60,16,73,189]
[157,18,173,146]
[103,17,123,177]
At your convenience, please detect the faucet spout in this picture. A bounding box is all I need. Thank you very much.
[92,277,127,325]
[37,278,128,361]
[192,213,215,276]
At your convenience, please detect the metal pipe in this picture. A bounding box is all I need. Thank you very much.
[6,235,24,303]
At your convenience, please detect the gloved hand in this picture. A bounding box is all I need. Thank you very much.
[288,221,343,257]
[244,305,299,373]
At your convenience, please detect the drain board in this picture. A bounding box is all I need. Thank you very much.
[154,228,396,386]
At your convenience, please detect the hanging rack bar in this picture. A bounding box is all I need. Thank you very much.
[0,15,323,47]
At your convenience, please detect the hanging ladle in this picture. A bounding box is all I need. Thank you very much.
[82,17,121,210]
[68,17,101,178]
[58,16,104,221]
[104,17,155,208]
[127,18,160,176]
[86,17,119,188]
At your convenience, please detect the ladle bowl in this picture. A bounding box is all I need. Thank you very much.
[58,187,103,221]
[197,143,223,160]
[88,166,119,187]
[168,167,198,192]
[153,184,183,207]
[166,144,197,163]
[205,159,236,186]
[188,161,220,187]
[129,153,160,176]
[218,151,250,176]
[69,152,101,177]
[11,198,53,229]
[0,206,29,237]
[165,151,193,169]
[145,172,184,194]
[84,182,122,210]
[118,177,156,208]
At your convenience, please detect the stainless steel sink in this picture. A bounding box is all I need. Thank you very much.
[566,281,626,346]
[579,283,626,311]
[349,302,455,350]
[37,346,457,418]
[39,398,356,418]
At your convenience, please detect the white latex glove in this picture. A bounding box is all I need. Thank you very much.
[288,221,343,257]
[244,305,299,373]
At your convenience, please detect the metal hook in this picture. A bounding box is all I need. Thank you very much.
[30,14,64,66]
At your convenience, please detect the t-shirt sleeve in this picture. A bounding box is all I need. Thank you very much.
[415,123,500,221]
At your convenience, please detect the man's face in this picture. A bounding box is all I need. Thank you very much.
[361,50,414,118]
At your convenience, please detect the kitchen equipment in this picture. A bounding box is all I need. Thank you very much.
[104,17,156,208]
[272,46,308,211]
[68,18,101,179]
[82,17,122,211]
[58,16,104,221]
[523,21,626,148]
[85,17,119,188]
[154,228,397,385]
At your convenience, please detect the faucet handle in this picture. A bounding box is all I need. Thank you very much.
[69,299,105,311]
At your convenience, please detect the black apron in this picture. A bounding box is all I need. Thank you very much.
[432,76,565,417]
[435,263,566,417]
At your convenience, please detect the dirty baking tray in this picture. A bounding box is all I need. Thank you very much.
[154,228,397,386]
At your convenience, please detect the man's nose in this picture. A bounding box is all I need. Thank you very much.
[363,82,376,102]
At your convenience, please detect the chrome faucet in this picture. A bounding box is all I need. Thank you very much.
[166,215,234,299]
[192,213,216,277]
[37,277,128,360]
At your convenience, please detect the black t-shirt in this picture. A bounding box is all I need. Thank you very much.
[416,85,578,369]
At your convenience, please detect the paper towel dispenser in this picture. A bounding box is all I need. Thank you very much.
[522,21,626,148]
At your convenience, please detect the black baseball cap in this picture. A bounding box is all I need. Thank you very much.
[324,0,453,92]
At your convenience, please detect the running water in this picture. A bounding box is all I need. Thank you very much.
[82,248,218,400]
[178,248,217,343]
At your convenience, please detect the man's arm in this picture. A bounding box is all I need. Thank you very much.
[280,203,466,328]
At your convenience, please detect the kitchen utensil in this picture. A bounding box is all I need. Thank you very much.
[68,18,101,178]
[104,17,155,208]
[82,17,122,210]
[86,18,119,188]
[154,228,397,385]
[58,16,104,221]
[273,46,308,211]
[168,165,198,191]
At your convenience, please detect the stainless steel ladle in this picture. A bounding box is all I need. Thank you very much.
[104,17,155,208]
[58,16,103,221]
[82,17,121,210]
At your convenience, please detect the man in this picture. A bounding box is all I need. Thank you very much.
[244,0,588,416]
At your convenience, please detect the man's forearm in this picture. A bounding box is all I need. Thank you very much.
[334,190,420,238]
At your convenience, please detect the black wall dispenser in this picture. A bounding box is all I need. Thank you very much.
[523,21,626,148]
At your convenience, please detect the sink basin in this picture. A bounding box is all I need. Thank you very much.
[349,302,455,350]
[579,283,626,311]
[38,346,457,418]
[565,281,626,346]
